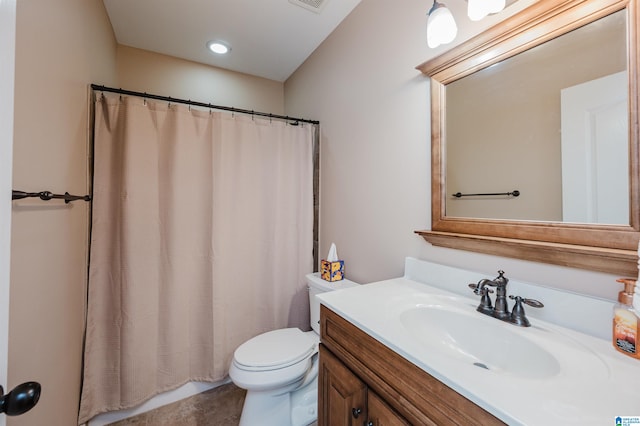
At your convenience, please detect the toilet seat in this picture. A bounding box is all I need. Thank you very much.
[233,328,317,372]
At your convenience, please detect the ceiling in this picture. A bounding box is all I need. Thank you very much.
[103,0,362,83]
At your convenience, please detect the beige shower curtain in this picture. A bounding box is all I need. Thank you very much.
[78,94,314,423]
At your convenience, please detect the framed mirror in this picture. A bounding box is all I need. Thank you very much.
[415,0,640,275]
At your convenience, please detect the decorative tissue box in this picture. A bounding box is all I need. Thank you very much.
[321,260,344,282]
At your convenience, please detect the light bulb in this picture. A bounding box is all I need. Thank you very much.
[487,0,506,14]
[207,41,230,55]
[427,2,458,48]
[467,0,488,21]
[468,0,506,21]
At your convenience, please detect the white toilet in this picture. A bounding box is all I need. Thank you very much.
[229,272,358,426]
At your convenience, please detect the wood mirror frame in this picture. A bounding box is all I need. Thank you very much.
[415,0,640,275]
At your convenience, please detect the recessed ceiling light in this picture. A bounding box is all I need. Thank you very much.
[207,41,230,55]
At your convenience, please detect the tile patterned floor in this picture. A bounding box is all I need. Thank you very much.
[108,383,246,426]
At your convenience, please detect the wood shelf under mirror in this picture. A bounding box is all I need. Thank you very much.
[416,230,638,276]
[416,0,640,275]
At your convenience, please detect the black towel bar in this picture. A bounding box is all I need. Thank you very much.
[452,190,520,198]
[12,190,91,204]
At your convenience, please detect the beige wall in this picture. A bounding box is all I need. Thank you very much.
[9,1,117,425]
[285,0,622,301]
[117,45,285,114]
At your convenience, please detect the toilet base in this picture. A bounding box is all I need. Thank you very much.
[238,375,318,426]
[290,382,318,426]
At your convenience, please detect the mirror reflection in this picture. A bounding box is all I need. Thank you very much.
[445,10,628,224]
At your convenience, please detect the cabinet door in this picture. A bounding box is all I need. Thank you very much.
[366,391,410,426]
[318,344,367,426]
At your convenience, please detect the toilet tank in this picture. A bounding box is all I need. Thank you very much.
[306,272,359,334]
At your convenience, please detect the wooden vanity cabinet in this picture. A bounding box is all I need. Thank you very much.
[319,305,505,426]
[367,391,410,426]
[319,344,408,426]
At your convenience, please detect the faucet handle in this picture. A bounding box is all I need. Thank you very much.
[509,295,544,308]
[508,295,543,327]
[469,283,494,314]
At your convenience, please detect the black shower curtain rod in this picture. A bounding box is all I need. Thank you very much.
[90,84,320,125]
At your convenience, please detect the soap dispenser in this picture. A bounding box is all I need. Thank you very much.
[613,278,639,359]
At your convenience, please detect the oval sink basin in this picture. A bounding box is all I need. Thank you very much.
[400,306,562,379]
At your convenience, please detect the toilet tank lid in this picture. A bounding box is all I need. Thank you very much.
[234,328,316,370]
[306,272,359,292]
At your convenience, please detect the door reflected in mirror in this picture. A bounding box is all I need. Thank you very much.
[445,10,628,225]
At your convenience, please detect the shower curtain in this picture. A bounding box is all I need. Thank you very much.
[78,94,314,423]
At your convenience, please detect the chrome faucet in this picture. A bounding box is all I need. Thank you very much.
[468,270,543,327]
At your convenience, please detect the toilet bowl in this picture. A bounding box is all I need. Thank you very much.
[229,273,358,426]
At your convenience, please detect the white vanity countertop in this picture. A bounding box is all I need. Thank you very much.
[317,259,640,425]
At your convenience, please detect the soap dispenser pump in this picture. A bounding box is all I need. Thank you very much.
[613,278,639,358]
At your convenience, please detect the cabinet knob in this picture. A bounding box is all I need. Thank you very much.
[352,407,362,418]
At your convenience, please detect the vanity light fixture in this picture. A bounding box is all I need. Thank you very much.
[427,1,458,48]
[427,0,508,48]
[207,40,231,55]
